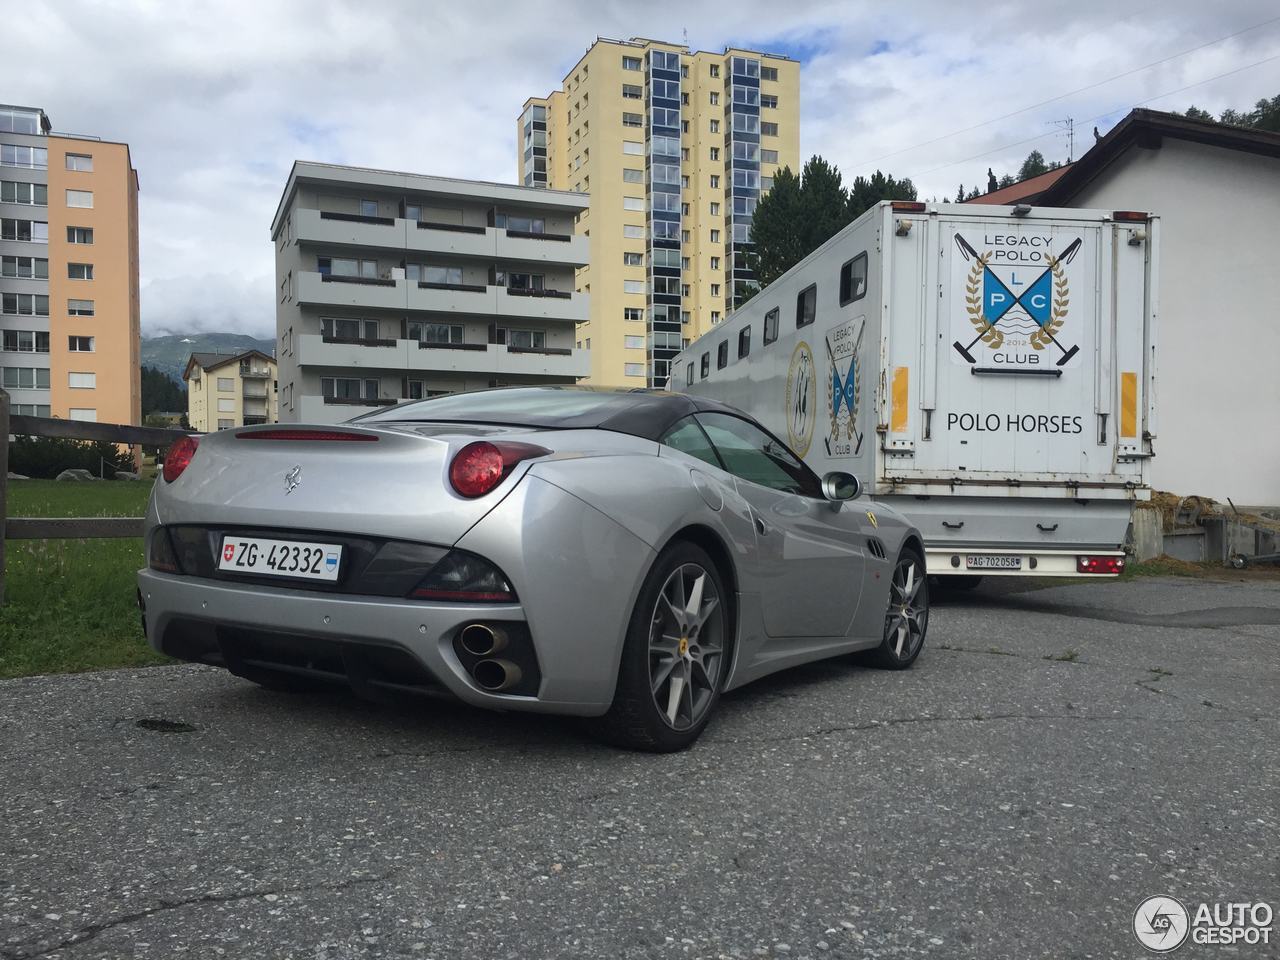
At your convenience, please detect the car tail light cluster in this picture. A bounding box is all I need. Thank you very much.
[162,436,199,483]
[148,527,182,573]
[410,550,517,603]
[1078,555,1125,575]
[448,441,549,498]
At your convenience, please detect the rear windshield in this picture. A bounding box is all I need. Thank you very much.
[354,387,665,429]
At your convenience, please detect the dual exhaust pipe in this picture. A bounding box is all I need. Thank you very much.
[458,624,522,692]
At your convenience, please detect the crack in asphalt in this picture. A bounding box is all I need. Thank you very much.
[707,711,1278,745]
[0,873,396,960]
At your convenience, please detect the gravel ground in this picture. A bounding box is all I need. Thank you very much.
[1,576,1277,959]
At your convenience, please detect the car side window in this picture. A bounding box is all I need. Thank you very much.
[659,417,723,469]
[694,412,823,498]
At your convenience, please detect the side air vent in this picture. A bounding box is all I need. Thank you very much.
[866,537,887,560]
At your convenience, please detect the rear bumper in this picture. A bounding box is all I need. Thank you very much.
[136,569,612,715]
[927,547,1124,578]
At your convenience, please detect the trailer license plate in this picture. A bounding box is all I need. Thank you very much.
[967,555,1022,570]
[218,536,343,582]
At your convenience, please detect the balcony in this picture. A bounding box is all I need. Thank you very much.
[294,334,587,379]
[242,382,269,399]
[239,367,272,379]
[495,227,588,266]
[296,271,409,311]
[495,286,587,323]
[293,208,409,249]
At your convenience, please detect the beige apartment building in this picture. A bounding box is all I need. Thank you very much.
[518,37,799,387]
[1,104,140,425]
[184,350,278,430]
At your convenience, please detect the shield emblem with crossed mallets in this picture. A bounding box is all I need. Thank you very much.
[952,234,1081,367]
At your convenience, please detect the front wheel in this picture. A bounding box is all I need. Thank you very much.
[592,542,729,752]
[866,548,929,669]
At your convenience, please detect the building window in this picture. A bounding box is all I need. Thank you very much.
[709,119,720,134]
[409,321,464,344]
[710,202,720,216]
[710,229,721,243]
[764,307,780,344]
[709,147,720,161]
[11,403,50,416]
[761,66,778,82]
[2,330,49,353]
[623,224,645,239]
[761,122,779,137]
[68,262,93,280]
[622,55,642,71]
[761,176,774,191]
[624,335,645,349]
[1,256,48,279]
[68,335,94,352]
[622,140,643,155]
[67,299,94,316]
[839,252,870,306]
[681,229,690,243]
[622,84,642,99]
[681,175,690,189]
[796,284,817,328]
[2,293,49,316]
[217,377,234,392]
[738,326,752,358]
[624,307,644,321]
[359,199,378,217]
[711,284,721,297]
[65,153,93,171]
[717,341,729,369]
[624,362,645,378]
[710,64,721,78]
[67,226,93,244]
[623,252,643,266]
[700,353,709,378]
[321,317,379,340]
[622,112,642,127]
[1,367,51,389]
[0,144,47,169]
[623,196,644,211]
[0,181,47,205]
[217,418,234,430]
[761,94,778,109]
[710,256,721,270]
[623,279,645,295]
[709,92,719,106]
[761,149,779,164]
[322,377,379,402]
[1,218,48,242]
[623,167,644,183]
[65,190,93,208]
[680,283,690,297]
[68,408,96,421]
[68,371,96,389]
[217,398,236,413]
[318,256,378,279]
[711,311,721,324]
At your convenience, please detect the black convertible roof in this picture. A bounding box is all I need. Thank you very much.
[354,385,745,442]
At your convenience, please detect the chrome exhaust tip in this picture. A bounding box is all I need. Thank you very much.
[472,658,522,692]
[459,623,507,658]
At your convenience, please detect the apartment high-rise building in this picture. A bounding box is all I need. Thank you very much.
[271,162,589,423]
[518,37,799,387]
[0,104,140,425]
[184,350,279,431]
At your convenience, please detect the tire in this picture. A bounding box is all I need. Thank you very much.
[866,547,929,670]
[592,542,730,752]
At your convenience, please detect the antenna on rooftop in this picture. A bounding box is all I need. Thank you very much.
[1049,117,1075,163]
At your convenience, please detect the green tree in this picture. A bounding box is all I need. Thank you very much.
[140,365,186,415]
[847,169,917,220]
[1018,150,1050,180]
[1183,93,1279,132]
[745,165,808,289]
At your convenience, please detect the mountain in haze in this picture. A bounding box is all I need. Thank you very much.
[142,332,276,384]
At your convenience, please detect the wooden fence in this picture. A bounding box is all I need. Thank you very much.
[0,388,194,603]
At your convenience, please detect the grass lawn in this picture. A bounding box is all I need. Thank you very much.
[1,479,166,679]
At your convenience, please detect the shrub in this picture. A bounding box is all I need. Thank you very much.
[6,436,136,479]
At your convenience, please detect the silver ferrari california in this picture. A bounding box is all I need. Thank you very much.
[138,387,928,751]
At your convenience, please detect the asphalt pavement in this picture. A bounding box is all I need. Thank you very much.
[1,576,1277,959]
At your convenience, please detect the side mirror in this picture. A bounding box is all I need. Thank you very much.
[821,471,861,503]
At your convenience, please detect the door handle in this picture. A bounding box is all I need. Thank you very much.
[942,521,964,530]
[1037,523,1059,533]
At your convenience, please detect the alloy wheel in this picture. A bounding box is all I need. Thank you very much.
[884,554,928,661]
[648,562,725,730]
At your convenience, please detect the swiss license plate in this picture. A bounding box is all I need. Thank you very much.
[967,554,1023,570]
[217,536,343,581]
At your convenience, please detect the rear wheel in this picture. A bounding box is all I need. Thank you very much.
[867,548,929,669]
[593,543,729,752]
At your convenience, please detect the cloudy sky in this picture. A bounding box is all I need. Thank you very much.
[6,0,1278,338]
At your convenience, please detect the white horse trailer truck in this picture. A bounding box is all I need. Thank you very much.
[673,201,1158,581]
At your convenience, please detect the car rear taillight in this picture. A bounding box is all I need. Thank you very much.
[234,429,378,441]
[162,436,199,483]
[1078,555,1125,575]
[448,440,549,498]
[410,550,517,603]
[148,527,181,573]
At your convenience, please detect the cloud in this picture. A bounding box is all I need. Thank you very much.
[4,0,1276,336]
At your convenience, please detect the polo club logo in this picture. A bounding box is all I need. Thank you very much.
[785,341,816,458]
[953,233,1081,367]
[824,317,864,458]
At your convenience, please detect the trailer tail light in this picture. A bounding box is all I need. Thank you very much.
[162,436,199,483]
[410,550,517,603]
[891,201,926,212]
[448,441,549,498]
[235,429,378,441]
[1112,210,1149,222]
[1077,555,1125,575]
